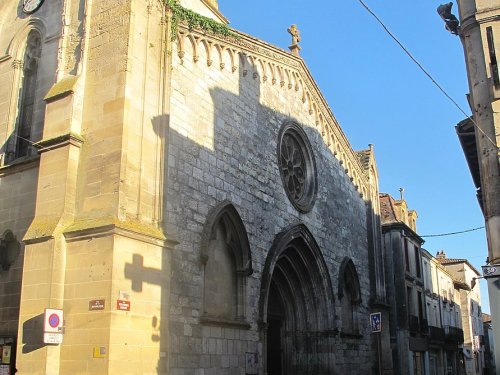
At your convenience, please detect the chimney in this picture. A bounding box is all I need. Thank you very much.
[436,250,446,259]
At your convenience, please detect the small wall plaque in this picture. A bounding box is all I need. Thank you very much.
[116,300,130,311]
[89,299,105,311]
[93,347,106,358]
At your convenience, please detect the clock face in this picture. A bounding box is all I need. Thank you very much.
[23,0,44,14]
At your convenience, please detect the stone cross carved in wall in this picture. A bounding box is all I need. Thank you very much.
[287,24,301,56]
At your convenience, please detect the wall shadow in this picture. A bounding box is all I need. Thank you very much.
[140,44,385,374]
[21,313,46,354]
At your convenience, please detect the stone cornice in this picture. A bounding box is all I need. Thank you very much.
[175,25,371,197]
[460,11,500,33]
[64,217,178,247]
[34,132,84,153]
[44,75,79,102]
[25,215,178,247]
[381,221,425,245]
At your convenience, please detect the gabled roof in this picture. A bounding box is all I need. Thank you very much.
[437,257,481,276]
[379,193,424,244]
[379,193,398,224]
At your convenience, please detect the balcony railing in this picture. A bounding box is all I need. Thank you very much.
[428,326,445,342]
[444,326,464,344]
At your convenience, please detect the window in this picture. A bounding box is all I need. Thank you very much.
[414,246,421,277]
[423,261,429,290]
[417,291,424,322]
[413,352,424,375]
[404,238,410,272]
[427,302,432,325]
[277,121,317,213]
[407,286,413,318]
[9,31,42,162]
[338,258,361,336]
[200,201,252,325]
[442,289,448,303]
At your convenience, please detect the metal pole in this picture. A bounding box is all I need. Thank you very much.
[377,331,382,375]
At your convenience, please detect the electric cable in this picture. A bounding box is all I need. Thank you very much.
[358,0,499,150]
[420,226,485,238]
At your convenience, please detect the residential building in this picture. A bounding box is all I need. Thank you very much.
[483,313,497,375]
[437,252,486,375]
[0,0,386,373]
[452,0,500,369]
[422,249,465,375]
[380,193,427,375]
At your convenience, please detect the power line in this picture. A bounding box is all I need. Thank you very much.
[420,226,485,238]
[357,0,499,150]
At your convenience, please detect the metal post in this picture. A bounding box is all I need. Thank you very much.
[377,331,383,375]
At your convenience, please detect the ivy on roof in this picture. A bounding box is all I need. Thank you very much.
[165,0,237,41]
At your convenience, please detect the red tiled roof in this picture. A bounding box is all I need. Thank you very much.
[379,193,398,224]
[437,257,481,276]
[437,258,467,264]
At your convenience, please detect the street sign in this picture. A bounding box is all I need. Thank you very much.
[44,309,63,333]
[370,312,382,333]
[43,333,63,344]
[43,308,63,344]
[482,265,500,278]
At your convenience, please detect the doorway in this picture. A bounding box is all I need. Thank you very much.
[260,224,336,375]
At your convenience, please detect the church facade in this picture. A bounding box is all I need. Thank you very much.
[0,0,387,374]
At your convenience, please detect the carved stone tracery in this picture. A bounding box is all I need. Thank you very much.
[174,25,370,195]
[277,122,317,213]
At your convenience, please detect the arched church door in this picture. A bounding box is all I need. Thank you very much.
[260,224,336,375]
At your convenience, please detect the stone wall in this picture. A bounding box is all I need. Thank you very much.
[0,0,59,348]
[0,1,379,373]
[165,26,373,374]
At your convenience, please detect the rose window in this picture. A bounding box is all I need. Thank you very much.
[280,134,306,201]
[277,122,317,213]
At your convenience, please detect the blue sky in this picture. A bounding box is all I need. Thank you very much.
[219,0,490,312]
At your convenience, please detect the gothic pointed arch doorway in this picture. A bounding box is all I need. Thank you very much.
[260,224,336,375]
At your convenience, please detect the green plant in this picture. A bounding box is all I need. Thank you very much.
[165,0,237,40]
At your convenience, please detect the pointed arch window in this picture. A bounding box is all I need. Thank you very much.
[338,257,362,336]
[200,201,252,327]
[10,30,42,161]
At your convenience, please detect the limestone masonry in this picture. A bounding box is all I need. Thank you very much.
[0,0,392,374]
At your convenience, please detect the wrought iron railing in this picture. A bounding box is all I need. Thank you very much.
[444,326,464,344]
[428,326,445,342]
